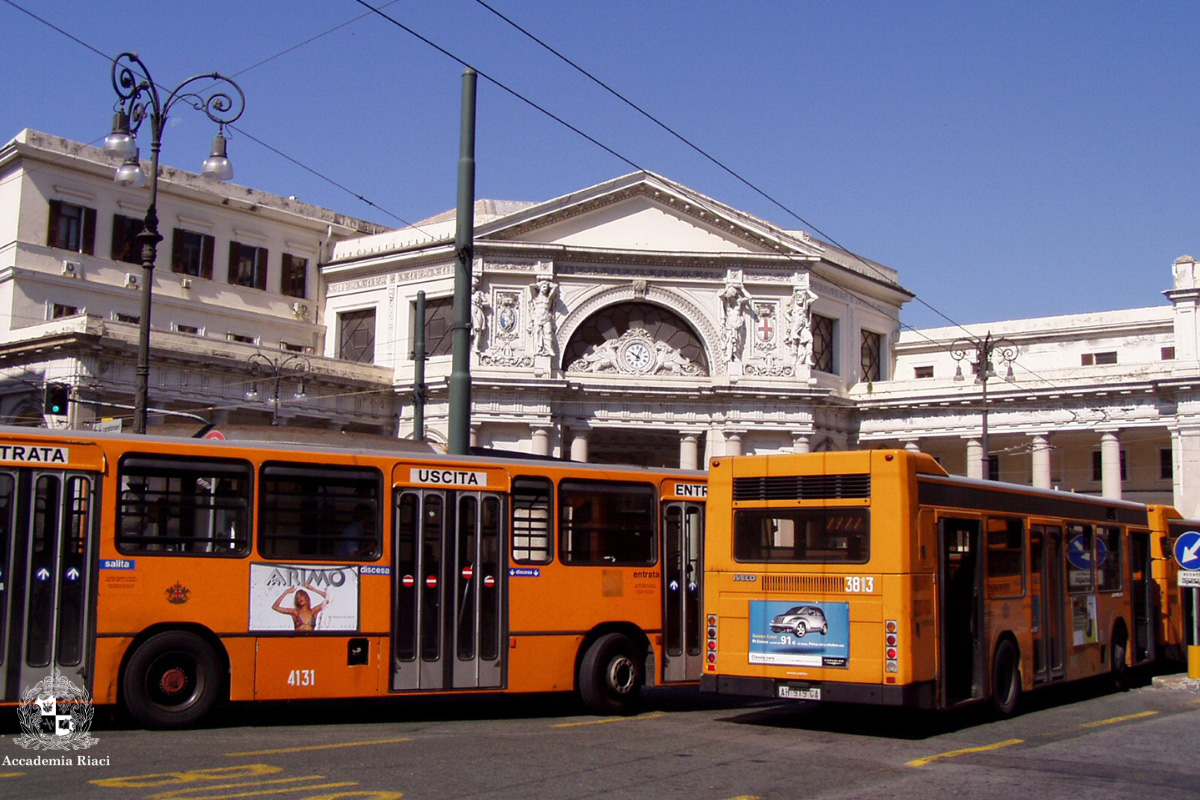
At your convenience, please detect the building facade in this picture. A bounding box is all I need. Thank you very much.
[4,130,1199,516]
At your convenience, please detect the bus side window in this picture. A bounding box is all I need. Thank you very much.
[512,477,552,564]
[558,480,656,566]
[259,462,382,562]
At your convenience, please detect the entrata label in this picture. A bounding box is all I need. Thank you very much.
[410,468,489,487]
[0,445,68,465]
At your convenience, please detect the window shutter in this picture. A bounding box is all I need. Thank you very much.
[228,241,240,284]
[81,206,96,255]
[256,248,269,291]
[47,200,62,248]
[202,235,214,280]
[171,229,185,274]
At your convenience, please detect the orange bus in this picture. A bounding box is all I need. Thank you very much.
[702,449,1178,715]
[0,427,705,728]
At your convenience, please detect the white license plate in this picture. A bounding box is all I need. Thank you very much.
[777,685,821,701]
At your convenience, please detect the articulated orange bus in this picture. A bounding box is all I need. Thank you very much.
[702,450,1180,715]
[0,427,705,728]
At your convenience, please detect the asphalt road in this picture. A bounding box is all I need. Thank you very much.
[2,671,1197,800]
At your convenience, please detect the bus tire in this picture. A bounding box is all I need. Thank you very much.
[579,633,643,715]
[990,638,1021,718]
[123,630,223,730]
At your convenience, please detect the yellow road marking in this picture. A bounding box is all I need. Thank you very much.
[906,738,1024,767]
[1079,710,1158,728]
[0,773,24,778]
[150,781,356,800]
[551,713,664,728]
[225,737,412,757]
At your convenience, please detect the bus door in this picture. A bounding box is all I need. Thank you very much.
[1031,525,1067,684]
[938,516,984,706]
[662,501,704,683]
[1129,530,1155,664]
[0,468,97,701]
[392,489,505,693]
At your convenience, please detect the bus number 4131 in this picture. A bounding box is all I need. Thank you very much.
[287,669,315,687]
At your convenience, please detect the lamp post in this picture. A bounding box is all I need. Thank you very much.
[951,331,1018,480]
[104,52,245,433]
[246,353,312,426]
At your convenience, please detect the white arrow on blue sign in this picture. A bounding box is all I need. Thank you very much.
[1174,530,1200,570]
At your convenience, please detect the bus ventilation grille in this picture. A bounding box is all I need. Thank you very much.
[732,474,870,501]
[762,574,846,594]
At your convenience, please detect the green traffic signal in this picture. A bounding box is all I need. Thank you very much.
[43,383,70,415]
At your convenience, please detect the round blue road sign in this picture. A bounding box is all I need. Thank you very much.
[1174,530,1200,570]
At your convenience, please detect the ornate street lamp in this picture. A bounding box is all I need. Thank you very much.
[951,332,1018,479]
[104,52,245,433]
[246,353,312,426]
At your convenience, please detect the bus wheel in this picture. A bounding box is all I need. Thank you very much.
[579,633,643,715]
[990,638,1021,718]
[123,631,223,730]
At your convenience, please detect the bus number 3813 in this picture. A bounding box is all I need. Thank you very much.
[287,669,315,687]
[845,577,875,593]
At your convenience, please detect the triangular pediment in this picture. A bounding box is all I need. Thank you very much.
[479,172,822,258]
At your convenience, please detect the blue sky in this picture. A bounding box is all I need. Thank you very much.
[3,1,1197,330]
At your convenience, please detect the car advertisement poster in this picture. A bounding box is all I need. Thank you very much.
[249,563,361,632]
[748,600,851,668]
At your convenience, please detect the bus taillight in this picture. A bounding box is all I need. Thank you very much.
[706,614,718,667]
[885,619,899,674]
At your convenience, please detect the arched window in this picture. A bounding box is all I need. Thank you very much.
[563,302,708,375]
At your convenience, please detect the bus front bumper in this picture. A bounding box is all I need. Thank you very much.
[700,673,937,709]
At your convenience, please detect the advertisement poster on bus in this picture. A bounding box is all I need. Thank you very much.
[747,600,850,668]
[248,563,360,633]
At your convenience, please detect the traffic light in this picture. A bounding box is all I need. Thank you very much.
[43,383,70,416]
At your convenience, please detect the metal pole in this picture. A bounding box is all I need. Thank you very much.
[133,139,161,434]
[413,290,426,441]
[448,68,477,455]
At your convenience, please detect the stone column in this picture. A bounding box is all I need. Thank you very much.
[965,438,983,480]
[1101,430,1122,500]
[1031,434,1052,490]
[792,433,811,454]
[724,431,744,457]
[902,439,921,453]
[680,434,700,470]
[531,427,550,457]
[570,432,589,463]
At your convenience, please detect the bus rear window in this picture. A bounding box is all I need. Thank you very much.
[733,507,869,564]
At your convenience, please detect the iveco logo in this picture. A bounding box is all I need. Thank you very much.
[733,574,757,582]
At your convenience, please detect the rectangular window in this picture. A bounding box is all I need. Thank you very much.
[985,516,1024,597]
[1162,346,1176,360]
[1067,523,1094,593]
[812,314,835,374]
[116,455,252,556]
[1091,450,1127,481]
[860,330,882,382]
[914,365,934,379]
[227,333,255,344]
[281,254,308,299]
[259,463,382,560]
[1081,351,1118,366]
[339,308,376,363]
[111,214,143,264]
[229,241,269,290]
[420,296,454,358]
[115,312,139,324]
[176,324,200,335]
[559,480,656,565]
[51,303,80,319]
[1161,448,1174,481]
[1096,526,1122,592]
[172,229,214,278]
[47,200,96,255]
[512,477,552,564]
[733,507,869,564]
